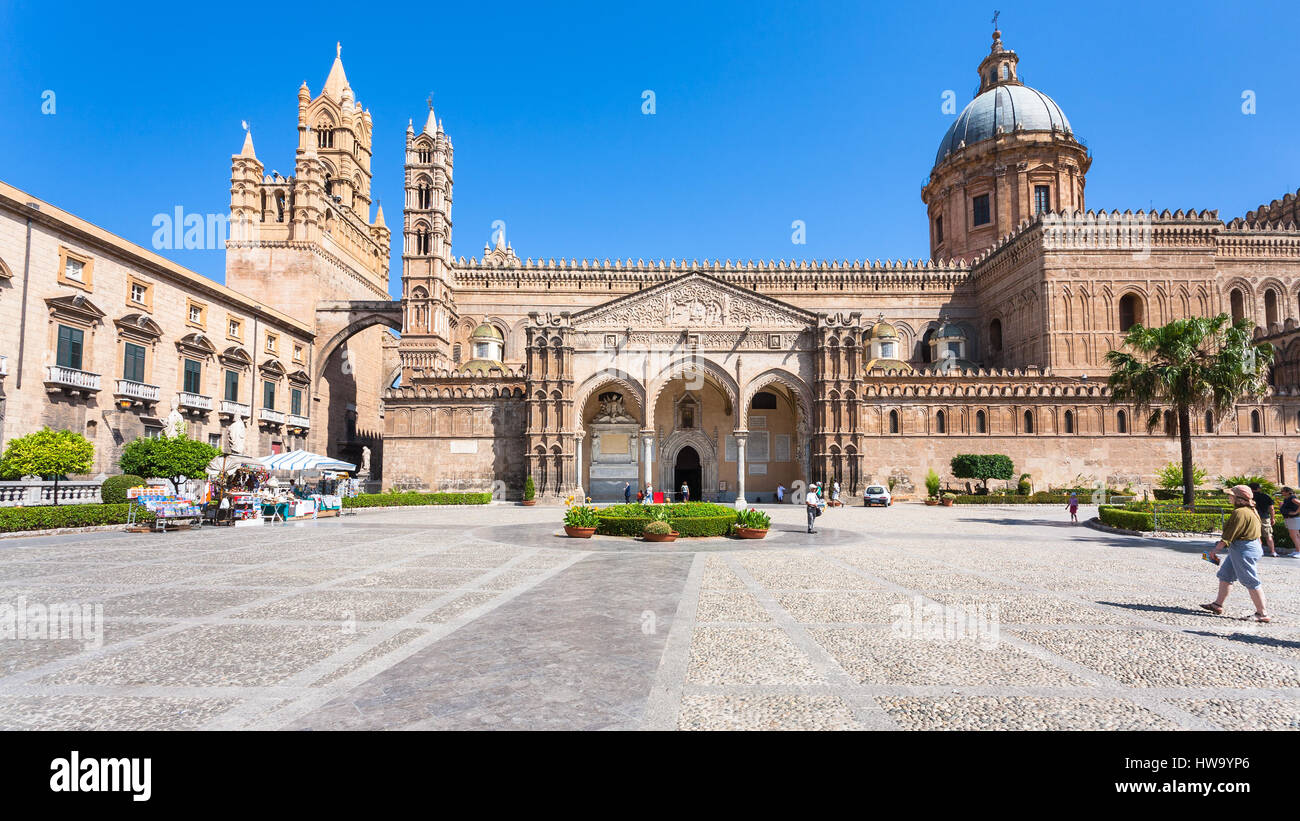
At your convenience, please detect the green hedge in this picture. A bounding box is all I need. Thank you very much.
[1099,505,1224,534]
[1153,488,1227,501]
[0,503,152,533]
[594,502,738,538]
[101,474,146,505]
[952,492,1075,505]
[343,492,492,508]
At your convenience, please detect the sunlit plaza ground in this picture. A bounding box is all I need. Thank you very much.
[1,502,1299,730]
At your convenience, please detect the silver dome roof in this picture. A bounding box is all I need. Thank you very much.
[935,84,1072,167]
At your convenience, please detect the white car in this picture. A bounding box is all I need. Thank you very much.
[862,485,891,507]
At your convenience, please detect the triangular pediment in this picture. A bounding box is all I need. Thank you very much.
[572,272,815,330]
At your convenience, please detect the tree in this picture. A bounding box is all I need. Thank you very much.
[1106,314,1271,508]
[0,427,95,505]
[950,454,1014,492]
[119,434,221,493]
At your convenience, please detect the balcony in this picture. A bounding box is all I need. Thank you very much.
[114,379,161,407]
[219,400,251,418]
[258,408,286,425]
[287,413,310,431]
[178,391,214,413]
[0,355,8,377]
[45,365,101,396]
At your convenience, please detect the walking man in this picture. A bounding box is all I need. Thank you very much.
[776,484,785,504]
[623,481,632,504]
[806,483,820,534]
[1279,486,1300,557]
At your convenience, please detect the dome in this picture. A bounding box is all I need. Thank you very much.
[936,322,966,339]
[457,359,501,374]
[470,323,503,341]
[934,84,1072,168]
[870,321,898,340]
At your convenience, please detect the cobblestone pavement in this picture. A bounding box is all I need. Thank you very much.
[2,503,1298,730]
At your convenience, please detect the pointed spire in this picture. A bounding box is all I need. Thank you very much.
[407,118,414,134]
[322,41,350,99]
[374,201,387,228]
[423,94,437,134]
[239,128,257,159]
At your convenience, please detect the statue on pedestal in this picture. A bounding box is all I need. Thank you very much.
[361,446,372,475]
[163,397,186,438]
[228,415,247,455]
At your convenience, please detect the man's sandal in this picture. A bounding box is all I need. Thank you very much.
[1250,612,1272,623]
[1199,603,1225,615]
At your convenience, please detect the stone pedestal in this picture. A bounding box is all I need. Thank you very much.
[587,422,639,501]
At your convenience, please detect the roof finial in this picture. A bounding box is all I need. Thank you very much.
[427,93,434,111]
[337,41,342,58]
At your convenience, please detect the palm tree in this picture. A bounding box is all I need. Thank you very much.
[1106,314,1272,507]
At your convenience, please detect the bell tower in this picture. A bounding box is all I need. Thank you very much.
[399,99,458,375]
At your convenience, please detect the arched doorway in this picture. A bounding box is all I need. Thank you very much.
[674,446,702,503]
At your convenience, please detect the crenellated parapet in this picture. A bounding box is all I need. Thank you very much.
[1241,187,1300,227]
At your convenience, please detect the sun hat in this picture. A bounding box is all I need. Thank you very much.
[1229,484,1254,504]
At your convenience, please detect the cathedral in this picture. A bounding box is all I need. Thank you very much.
[380,28,1300,501]
[9,30,1295,500]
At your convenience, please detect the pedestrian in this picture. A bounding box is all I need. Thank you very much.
[1067,491,1079,524]
[832,480,841,506]
[624,481,632,504]
[644,483,654,505]
[805,483,820,534]
[776,484,785,504]
[680,481,690,503]
[1279,486,1300,557]
[1249,482,1278,557]
[1201,484,1271,622]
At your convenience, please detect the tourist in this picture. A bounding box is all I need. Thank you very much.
[832,480,841,506]
[624,481,632,504]
[644,483,653,505]
[1279,487,1300,557]
[1250,482,1278,557]
[806,483,820,534]
[680,481,690,503]
[1067,491,1079,524]
[1201,484,1271,622]
[776,484,785,504]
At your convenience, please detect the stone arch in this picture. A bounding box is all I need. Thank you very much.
[313,304,403,389]
[574,369,647,426]
[658,428,718,496]
[648,355,740,418]
[740,368,813,430]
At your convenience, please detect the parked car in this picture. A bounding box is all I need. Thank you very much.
[862,485,891,507]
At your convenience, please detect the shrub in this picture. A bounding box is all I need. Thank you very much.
[1017,473,1032,495]
[924,469,941,498]
[942,492,957,501]
[595,502,737,538]
[735,508,772,530]
[952,492,1073,505]
[101,474,146,505]
[1156,462,1207,491]
[119,434,220,493]
[1218,475,1278,497]
[0,503,152,533]
[1153,488,1226,501]
[1099,505,1226,533]
[343,492,491,508]
[563,505,599,528]
[523,475,536,501]
[643,520,673,536]
[950,454,1014,491]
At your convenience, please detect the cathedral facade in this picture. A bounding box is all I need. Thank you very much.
[384,28,1300,501]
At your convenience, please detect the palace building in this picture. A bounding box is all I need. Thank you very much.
[3,31,1299,498]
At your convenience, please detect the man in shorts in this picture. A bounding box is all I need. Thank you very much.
[1250,482,1278,557]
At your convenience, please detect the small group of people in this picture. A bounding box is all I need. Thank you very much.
[622,481,692,504]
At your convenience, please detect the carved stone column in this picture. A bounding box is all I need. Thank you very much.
[733,430,749,509]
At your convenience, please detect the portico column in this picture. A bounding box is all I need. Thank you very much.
[734,430,749,509]
[641,430,654,496]
[574,433,585,501]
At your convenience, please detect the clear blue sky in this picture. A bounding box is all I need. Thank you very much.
[2,0,1297,299]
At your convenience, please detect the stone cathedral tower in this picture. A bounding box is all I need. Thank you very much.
[225,44,392,471]
[398,102,458,375]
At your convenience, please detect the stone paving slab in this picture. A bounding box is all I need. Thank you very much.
[0,502,1297,730]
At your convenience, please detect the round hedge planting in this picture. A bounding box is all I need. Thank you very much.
[595,502,738,538]
[101,475,146,505]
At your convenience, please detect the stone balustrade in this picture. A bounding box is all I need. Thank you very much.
[0,480,103,507]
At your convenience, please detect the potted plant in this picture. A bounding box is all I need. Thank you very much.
[521,475,536,506]
[732,507,771,539]
[563,503,599,538]
[924,469,941,505]
[642,519,678,542]
[941,492,957,507]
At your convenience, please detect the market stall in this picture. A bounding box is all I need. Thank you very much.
[127,486,202,532]
[256,450,356,522]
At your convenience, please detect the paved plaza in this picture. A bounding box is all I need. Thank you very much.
[1,502,1299,730]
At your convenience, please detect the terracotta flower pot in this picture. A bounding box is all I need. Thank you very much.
[521,499,537,506]
[643,531,679,542]
[564,525,596,538]
[941,499,954,507]
[733,526,769,539]
[925,499,940,506]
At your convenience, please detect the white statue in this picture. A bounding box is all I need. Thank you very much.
[163,397,186,438]
[228,415,247,454]
[361,446,371,474]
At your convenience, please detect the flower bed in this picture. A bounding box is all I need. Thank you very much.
[0,503,153,533]
[595,502,738,538]
[343,492,492,508]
